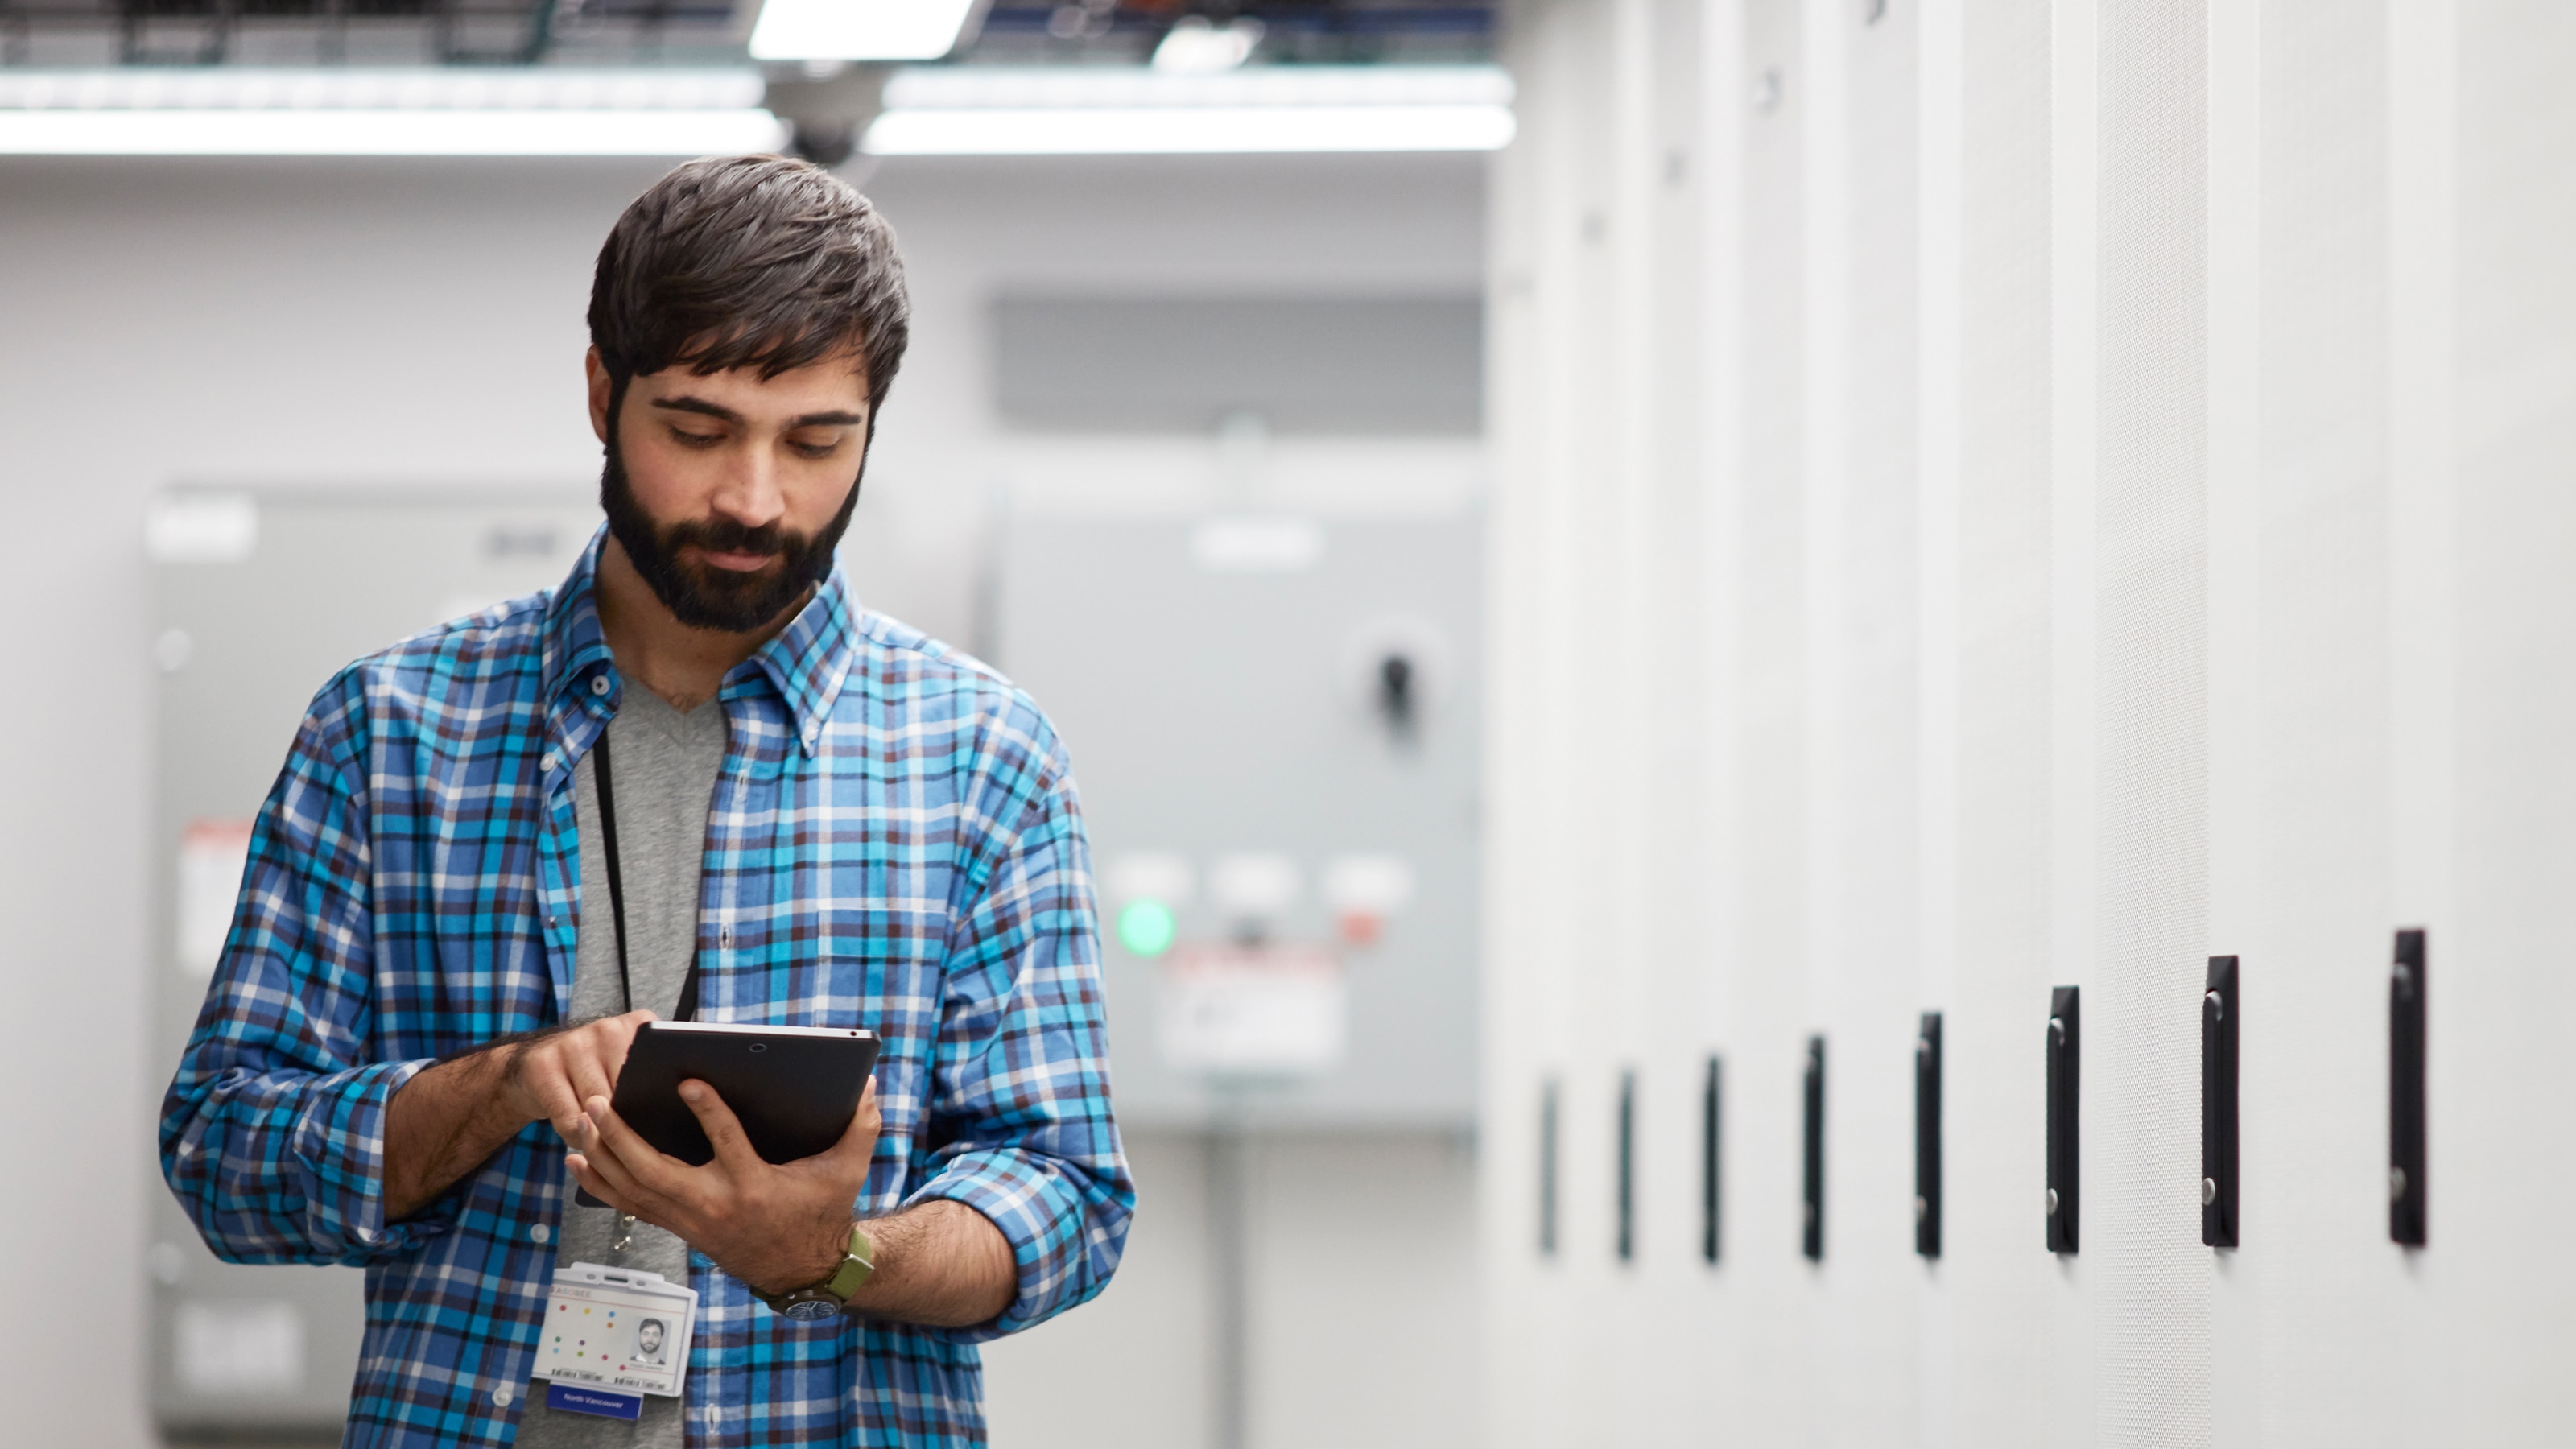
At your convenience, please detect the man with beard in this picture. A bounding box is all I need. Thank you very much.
[160,155,1133,1449]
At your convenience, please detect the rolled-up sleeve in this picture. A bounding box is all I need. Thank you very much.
[159,675,441,1267]
[905,721,1133,1340]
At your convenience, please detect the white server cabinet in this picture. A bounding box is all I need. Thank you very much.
[1485,0,2576,1445]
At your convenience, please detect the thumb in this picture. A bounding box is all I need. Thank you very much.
[828,1078,882,1162]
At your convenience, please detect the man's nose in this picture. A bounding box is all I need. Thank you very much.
[709,440,788,530]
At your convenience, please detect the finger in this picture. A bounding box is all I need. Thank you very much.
[571,1108,652,1203]
[567,1067,615,1124]
[598,1009,656,1088]
[677,1080,766,1174]
[581,1094,653,1166]
[562,1043,617,1124]
[518,1047,587,1142]
[581,1094,692,1207]
[564,1153,634,1215]
[575,1106,697,1232]
[568,1145,680,1236]
[820,1077,883,1170]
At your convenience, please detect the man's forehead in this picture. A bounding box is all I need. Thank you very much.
[636,346,869,402]
[632,369,869,426]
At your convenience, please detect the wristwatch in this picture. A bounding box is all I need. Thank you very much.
[754,1224,875,1321]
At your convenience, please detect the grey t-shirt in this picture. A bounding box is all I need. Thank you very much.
[516,685,726,1448]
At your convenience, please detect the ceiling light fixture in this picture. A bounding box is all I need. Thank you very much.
[1151,15,1265,73]
[0,109,788,156]
[749,0,982,62]
[0,68,782,155]
[863,65,1516,156]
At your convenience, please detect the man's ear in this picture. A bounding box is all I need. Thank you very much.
[585,348,613,444]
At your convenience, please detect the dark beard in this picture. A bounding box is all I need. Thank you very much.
[598,436,861,634]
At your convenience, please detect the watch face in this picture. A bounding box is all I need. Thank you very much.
[781,1298,839,1323]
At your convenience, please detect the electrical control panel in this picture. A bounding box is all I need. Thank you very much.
[991,508,1481,1129]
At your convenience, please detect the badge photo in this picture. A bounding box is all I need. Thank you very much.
[537,1263,699,1404]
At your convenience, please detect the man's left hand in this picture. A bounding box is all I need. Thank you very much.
[568,1076,880,1296]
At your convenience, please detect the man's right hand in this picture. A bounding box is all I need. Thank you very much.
[500,1009,658,1145]
[383,1009,656,1220]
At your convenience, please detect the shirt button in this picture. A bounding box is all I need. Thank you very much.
[543,751,559,772]
[547,914,559,930]
[493,1386,514,1407]
[530,1224,551,1245]
[591,675,611,697]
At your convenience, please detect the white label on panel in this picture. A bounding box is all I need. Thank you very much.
[175,1299,304,1395]
[1320,853,1414,914]
[177,819,255,976]
[1107,850,1195,906]
[1320,853,1415,947]
[1189,516,1325,573]
[1208,852,1301,916]
[1158,943,1347,1075]
[145,493,259,564]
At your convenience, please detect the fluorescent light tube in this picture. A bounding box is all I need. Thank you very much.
[0,68,765,112]
[865,105,1513,155]
[881,66,1513,111]
[1152,16,1265,73]
[0,109,786,156]
[750,0,979,62]
[864,65,1517,155]
[0,68,783,155]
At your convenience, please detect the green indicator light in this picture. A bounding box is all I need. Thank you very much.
[1117,899,1178,959]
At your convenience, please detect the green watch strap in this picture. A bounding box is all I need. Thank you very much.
[755,1222,876,1315]
[824,1224,876,1300]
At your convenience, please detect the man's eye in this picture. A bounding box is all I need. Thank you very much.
[789,436,844,459]
[671,428,723,448]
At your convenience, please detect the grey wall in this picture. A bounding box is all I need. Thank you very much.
[0,147,1484,1447]
[0,156,664,1449]
[993,295,1483,434]
[983,1129,1478,1449]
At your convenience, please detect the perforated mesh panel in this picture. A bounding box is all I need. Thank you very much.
[2446,0,2576,1439]
[2238,1,2404,1441]
[2091,0,2212,1442]
[1818,0,1926,1441]
[1951,0,2060,1440]
[1687,2,1821,1443]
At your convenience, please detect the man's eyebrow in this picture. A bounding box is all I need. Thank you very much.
[650,395,744,424]
[648,395,864,429]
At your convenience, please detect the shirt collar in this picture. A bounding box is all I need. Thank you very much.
[541,524,858,757]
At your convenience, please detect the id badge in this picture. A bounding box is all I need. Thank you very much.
[535,1261,697,1417]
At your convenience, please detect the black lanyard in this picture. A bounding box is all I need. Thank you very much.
[590,729,702,1022]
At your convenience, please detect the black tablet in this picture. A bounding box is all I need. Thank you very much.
[572,1022,879,1207]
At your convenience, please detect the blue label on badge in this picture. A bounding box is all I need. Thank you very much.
[547,1383,644,1420]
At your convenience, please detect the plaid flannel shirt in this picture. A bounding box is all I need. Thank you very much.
[159,529,1133,1447]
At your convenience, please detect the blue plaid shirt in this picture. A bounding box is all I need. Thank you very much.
[160,530,1133,1447]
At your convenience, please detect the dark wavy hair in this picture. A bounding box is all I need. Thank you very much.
[588,154,910,435]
